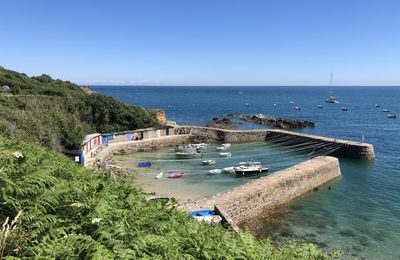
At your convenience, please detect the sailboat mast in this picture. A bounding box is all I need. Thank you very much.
[330,72,333,95]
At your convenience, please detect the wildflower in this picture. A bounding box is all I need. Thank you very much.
[70,202,83,208]
[12,152,24,158]
[91,218,101,224]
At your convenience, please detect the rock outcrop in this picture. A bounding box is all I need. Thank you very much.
[226,114,315,129]
[206,117,237,130]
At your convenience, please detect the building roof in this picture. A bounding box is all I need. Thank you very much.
[81,133,101,146]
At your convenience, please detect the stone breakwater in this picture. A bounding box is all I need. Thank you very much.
[185,156,341,231]
[176,126,375,160]
[226,113,315,128]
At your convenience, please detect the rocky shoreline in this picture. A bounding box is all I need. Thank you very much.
[226,113,315,129]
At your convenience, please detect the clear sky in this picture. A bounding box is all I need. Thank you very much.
[1,0,399,86]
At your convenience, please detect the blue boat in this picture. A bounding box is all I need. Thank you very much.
[190,209,222,223]
[137,161,152,167]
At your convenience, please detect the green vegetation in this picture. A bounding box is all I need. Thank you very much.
[0,137,332,259]
[0,66,159,152]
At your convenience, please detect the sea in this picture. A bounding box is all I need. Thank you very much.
[92,85,400,259]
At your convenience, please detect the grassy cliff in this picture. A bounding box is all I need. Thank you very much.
[0,137,331,259]
[0,66,159,152]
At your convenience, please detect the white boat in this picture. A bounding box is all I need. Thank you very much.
[209,169,222,175]
[375,104,380,107]
[294,106,301,110]
[234,163,268,175]
[290,101,295,104]
[216,146,228,151]
[176,151,203,159]
[341,107,348,111]
[387,114,396,119]
[219,152,231,157]
[244,103,250,107]
[317,105,324,108]
[325,72,340,104]
[202,160,216,165]
[222,143,231,148]
[155,172,163,179]
[223,167,235,173]
[382,109,389,112]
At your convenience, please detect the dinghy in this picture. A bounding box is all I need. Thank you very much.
[216,146,228,151]
[168,172,184,179]
[219,152,231,157]
[155,172,163,179]
[202,160,216,165]
[383,109,390,112]
[137,161,152,167]
[223,167,235,173]
[222,143,231,148]
[190,210,222,223]
[209,169,221,175]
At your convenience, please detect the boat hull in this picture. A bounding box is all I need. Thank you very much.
[235,168,269,175]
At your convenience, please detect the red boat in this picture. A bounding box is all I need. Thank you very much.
[168,172,184,179]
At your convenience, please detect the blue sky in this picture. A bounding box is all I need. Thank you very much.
[1,0,399,86]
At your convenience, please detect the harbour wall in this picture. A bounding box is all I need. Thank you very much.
[175,126,375,159]
[186,156,341,226]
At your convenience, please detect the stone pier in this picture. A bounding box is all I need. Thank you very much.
[185,156,341,228]
[176,126,375,160]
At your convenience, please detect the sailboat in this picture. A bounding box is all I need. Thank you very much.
[325,72,339,104]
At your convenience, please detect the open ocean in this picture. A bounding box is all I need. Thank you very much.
[92,85,400,259]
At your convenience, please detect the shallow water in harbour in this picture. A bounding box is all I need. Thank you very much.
[94,86,400,259]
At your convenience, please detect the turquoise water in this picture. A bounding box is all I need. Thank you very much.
[93,86,400,259]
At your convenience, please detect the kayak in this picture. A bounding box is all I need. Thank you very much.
[137,161,152,167]
[155,172,163,179]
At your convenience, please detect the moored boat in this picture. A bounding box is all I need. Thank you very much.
[341,107,348,111]
[383,109,390,112]
[387,114,396,119]
[209,169,221,175]
[176,151,203,159]
[222,143,231,148]
[168,172,184,179]
[317,105,324,108]
[219,152,231,157]
[294,106,301,110]
[234,161,268,175]
[155,172,163,179]
[202,159,216,165]
[375,104,380,107]
[216,146,228,151]
[223,167,235,173]
[190,210,222,223]
[137,161,152,167]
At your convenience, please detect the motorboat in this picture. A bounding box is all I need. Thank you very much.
[202,160,216,165]
[244,103,250,107]
[382,109,390,112]
[317,105,324,108]
[176,151,203,159]
[155,172,163,179]
[290,101,295,104]
[219,152,232,157]
[223,167,235,173]
[256,114,264,118]
[273,103,277,107]
[209,169,222,175]
[168,172,184,179]
[387,114,397,119]
[238,91,244,95]
[294,106,302,110]
[341,107,348,111]
[192,143,208,150]
[216,146,228,151]
[222,143,231,148]
[234,161,268,175]
[375,104,380,108]
[190,210,222,223]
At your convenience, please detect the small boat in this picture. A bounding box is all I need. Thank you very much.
[155,172,163,179]
[238,91,244,95]
[176,151,203,159]
[341,107,348,111]
[317,105,324,108]
[375,104,380,108]
[167,105,173,108]
[216,146,228,151]
[294,106,301,110]
[209,169,221,175]
[256,114,264,118]
[192,143,208,149]
[168,172,184,179]
[219,152,232,157]
[273,103,277,107]
[222,143,231,148]
[290,101,295,104]
[202,160,216,165]
[382,109,390,112]
[137,161,152,167]
[387,114,397,119]
[244,103,250,107]
[239,161,261,165]
[190,210,222,223]
[234,163,268,175]
[325,72,339,104]
[223,167,235,173]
